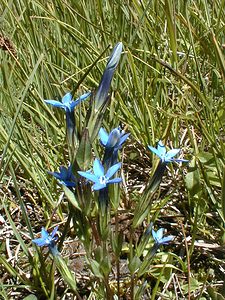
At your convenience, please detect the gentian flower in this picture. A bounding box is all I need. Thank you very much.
[32,226,59,255]
[95,42,123,110]
[45,92,91,113]
[99,127,129,167]
[148,140,188,163]
[99,127,129,150]
[152,228,174,246]
[48,165,76,187]
[78,158,122,190]
[45,92,91,145]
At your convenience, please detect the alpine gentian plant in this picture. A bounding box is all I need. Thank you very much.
[99,127,130,167]
[48,165,76,187]
[32,226,59,256]
[148,140,188,163]
[152,228,174,246]
[78,158,122,191]
[94,42,123,110]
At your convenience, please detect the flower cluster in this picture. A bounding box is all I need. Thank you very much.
[31,43,190,286]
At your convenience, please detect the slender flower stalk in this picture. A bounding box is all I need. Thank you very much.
[95,42,123,110]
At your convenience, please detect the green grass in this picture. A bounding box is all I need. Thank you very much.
[0,0,224,299]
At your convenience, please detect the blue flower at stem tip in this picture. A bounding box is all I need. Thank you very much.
[32,226,59,256]
[99,127,130,150]
[78,158,122,191]
[148,140,188,163]
[45,92,91,113]
[48,165,76,187]
[152,228,174,246]
[99,127,129,168]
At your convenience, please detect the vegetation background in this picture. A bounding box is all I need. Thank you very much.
[0,0,224,299]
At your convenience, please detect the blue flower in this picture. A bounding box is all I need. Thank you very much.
[78,158,122,190]
[32,226,59,255]
[148,140,188,163]
[45,92,91,113]
[99,127,129,167]
[152,228,174,245]
[99,127,130,150]
[48,165,76,187]
[95,42,123,110]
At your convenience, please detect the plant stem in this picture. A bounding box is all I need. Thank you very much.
[181,223,191,300]
[115,212,120,299]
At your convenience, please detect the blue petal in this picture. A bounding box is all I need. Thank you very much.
[45,100,65,109]
[156,228,164,240]
[174,158,189,163]
[165,149,180,161]
[93,159,104,177]
[99,128,109,146]
[119,133,130,146]
[105,162,121,178]
[71,92,91,109]
[32,237,47,247]
[92,182,106,190]
[62,93,72,104]
[148,145,161,158]
[107,178,122,184]
[157,141,167,157]
[78,171,99,183]
[51,226,59,238]
[160,235,174,245]
[106,128,120,147]
[59,166,68,180]
[48,171,61,180]
[151,229,158,243]
[41,227,49,240]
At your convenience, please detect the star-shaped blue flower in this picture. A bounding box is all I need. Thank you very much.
[152,228,174,245]
[148,140,188,163]
[45,92,91,113]
[78,159,122,190]
[32,226,59,255]
[99,127,130,149]
[48,165,76,187]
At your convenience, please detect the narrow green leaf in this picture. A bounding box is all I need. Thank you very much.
[63,186,81,211]
[222,166,225,222]
[76,128,92,169]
